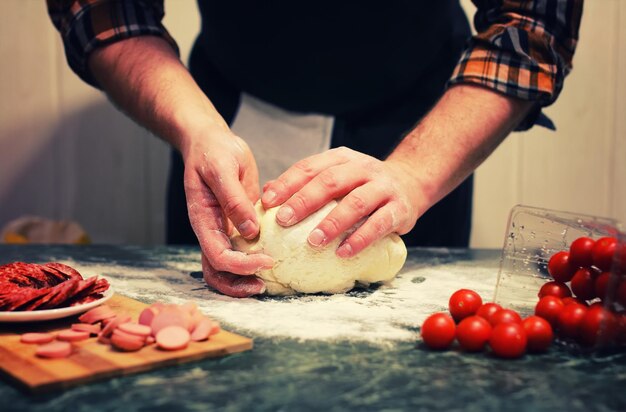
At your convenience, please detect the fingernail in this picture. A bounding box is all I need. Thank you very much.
[262,190,277,205]
[238,220,257,238]
[276,206,295,225]
[308,229,327,247]
[337,243,353,258]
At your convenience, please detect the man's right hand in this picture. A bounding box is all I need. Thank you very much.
[180,130,273,297]
[89,36,272,297]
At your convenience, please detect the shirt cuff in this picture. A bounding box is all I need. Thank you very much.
[448,36,564,131]
[57,0,179,88]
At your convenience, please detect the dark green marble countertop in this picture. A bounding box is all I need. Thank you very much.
[1,245,625,412]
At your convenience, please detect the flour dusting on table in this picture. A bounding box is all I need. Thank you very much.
[65,250,498,344]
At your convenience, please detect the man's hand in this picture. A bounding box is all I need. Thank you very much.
[262,84,533,256]
[89,36,272,297]
[261,148,422,258]
[182,132,273,296]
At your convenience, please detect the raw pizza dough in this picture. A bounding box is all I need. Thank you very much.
[231,201,407,295]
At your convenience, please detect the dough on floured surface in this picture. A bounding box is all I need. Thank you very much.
[231,201,407,295]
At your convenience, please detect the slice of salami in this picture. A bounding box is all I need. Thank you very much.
[3,288,51,311]
[62,277,99,306]
[90,278,110,295]
[42,262,83,280]
[39,278,81,309]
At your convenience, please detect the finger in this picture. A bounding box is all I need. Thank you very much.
[261,147,353,209]
[307,183,382,248]
[202,255,266,298]
[275,163,368,227]
[336,204,400,258]
[186,175,273,274]
[201,158,260,239]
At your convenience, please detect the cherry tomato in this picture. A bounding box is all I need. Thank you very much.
[570,268,596,301]
[538,281,572,299]
[523,316,554,352]
[489,323,527,358]
[569,237,596,268]
[547,251,576,282]
[594,272,610,302]
[561,297,588,307]
[557,303,588,339]
[456,316,492,352]
[535,296,565,326]
[448,289,483,322]
[579,305,618,347]
[488,309,522,327]
[476,303,502,321]
[421,313,456,350]
[592,237,617,272]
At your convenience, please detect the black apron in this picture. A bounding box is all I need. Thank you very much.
[167,0,473,247]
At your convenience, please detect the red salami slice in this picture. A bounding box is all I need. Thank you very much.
[42,262,82,280]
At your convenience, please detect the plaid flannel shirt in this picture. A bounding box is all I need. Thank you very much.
[47,0,583,130]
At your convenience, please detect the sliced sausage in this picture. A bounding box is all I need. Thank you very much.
[20,332,55,344]
[57,329,90,342]
[156,326,191,351]
[36,341,72,358]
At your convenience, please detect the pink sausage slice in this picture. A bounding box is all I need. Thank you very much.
[36,341,72,358]
[118,322,151,338]
[111,330,145,352]
[78,305,116,324]
[190,318,213,342]
[138,307,159,327]
[72,323,102,335]
[21,332,55,344]
[150,310,190,336]
[57,329,90,342]
[156,326,191,351]
[100,314,131,338]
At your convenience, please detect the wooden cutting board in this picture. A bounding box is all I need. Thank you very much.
[0,294,253,394]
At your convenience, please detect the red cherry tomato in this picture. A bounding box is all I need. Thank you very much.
[569,237,596,268]
[489,323,527,359]
[557,303,588,339]
[594,272,610,302]
[547,251,576,282]
[535,296,565,326]
[488,309,522,327]
[579,305,618,346]
[476,303,502,321]
[538,281,572,299]
[421,313,456,350]
[456,316,492,352]
[522,316,554,352]
[448,289,483,322]
[561,297,588,307]
[592,237,617,271]
[571,268,596,301]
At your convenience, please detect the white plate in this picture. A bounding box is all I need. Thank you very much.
[0,288,114,323]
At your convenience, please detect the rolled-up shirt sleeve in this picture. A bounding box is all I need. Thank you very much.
[448,0,583,130]
[47,0,179,88]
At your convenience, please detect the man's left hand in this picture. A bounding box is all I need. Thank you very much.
[260,147,421,258]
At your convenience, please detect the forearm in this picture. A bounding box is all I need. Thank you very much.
[386,84,533,215]
[88,36,229,156]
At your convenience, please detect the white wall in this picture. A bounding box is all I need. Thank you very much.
[0,1,624,247]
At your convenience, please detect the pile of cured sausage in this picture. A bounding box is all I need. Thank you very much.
[0,262,109,311]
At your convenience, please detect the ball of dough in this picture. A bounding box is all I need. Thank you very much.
[231,201,407,295]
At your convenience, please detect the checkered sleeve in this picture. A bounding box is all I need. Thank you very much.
[47,0,179,88]
[448,0,583,130]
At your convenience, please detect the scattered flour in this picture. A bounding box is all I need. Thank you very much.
[64,252,498,345]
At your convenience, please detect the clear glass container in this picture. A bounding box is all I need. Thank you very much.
[494,205,623,316]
